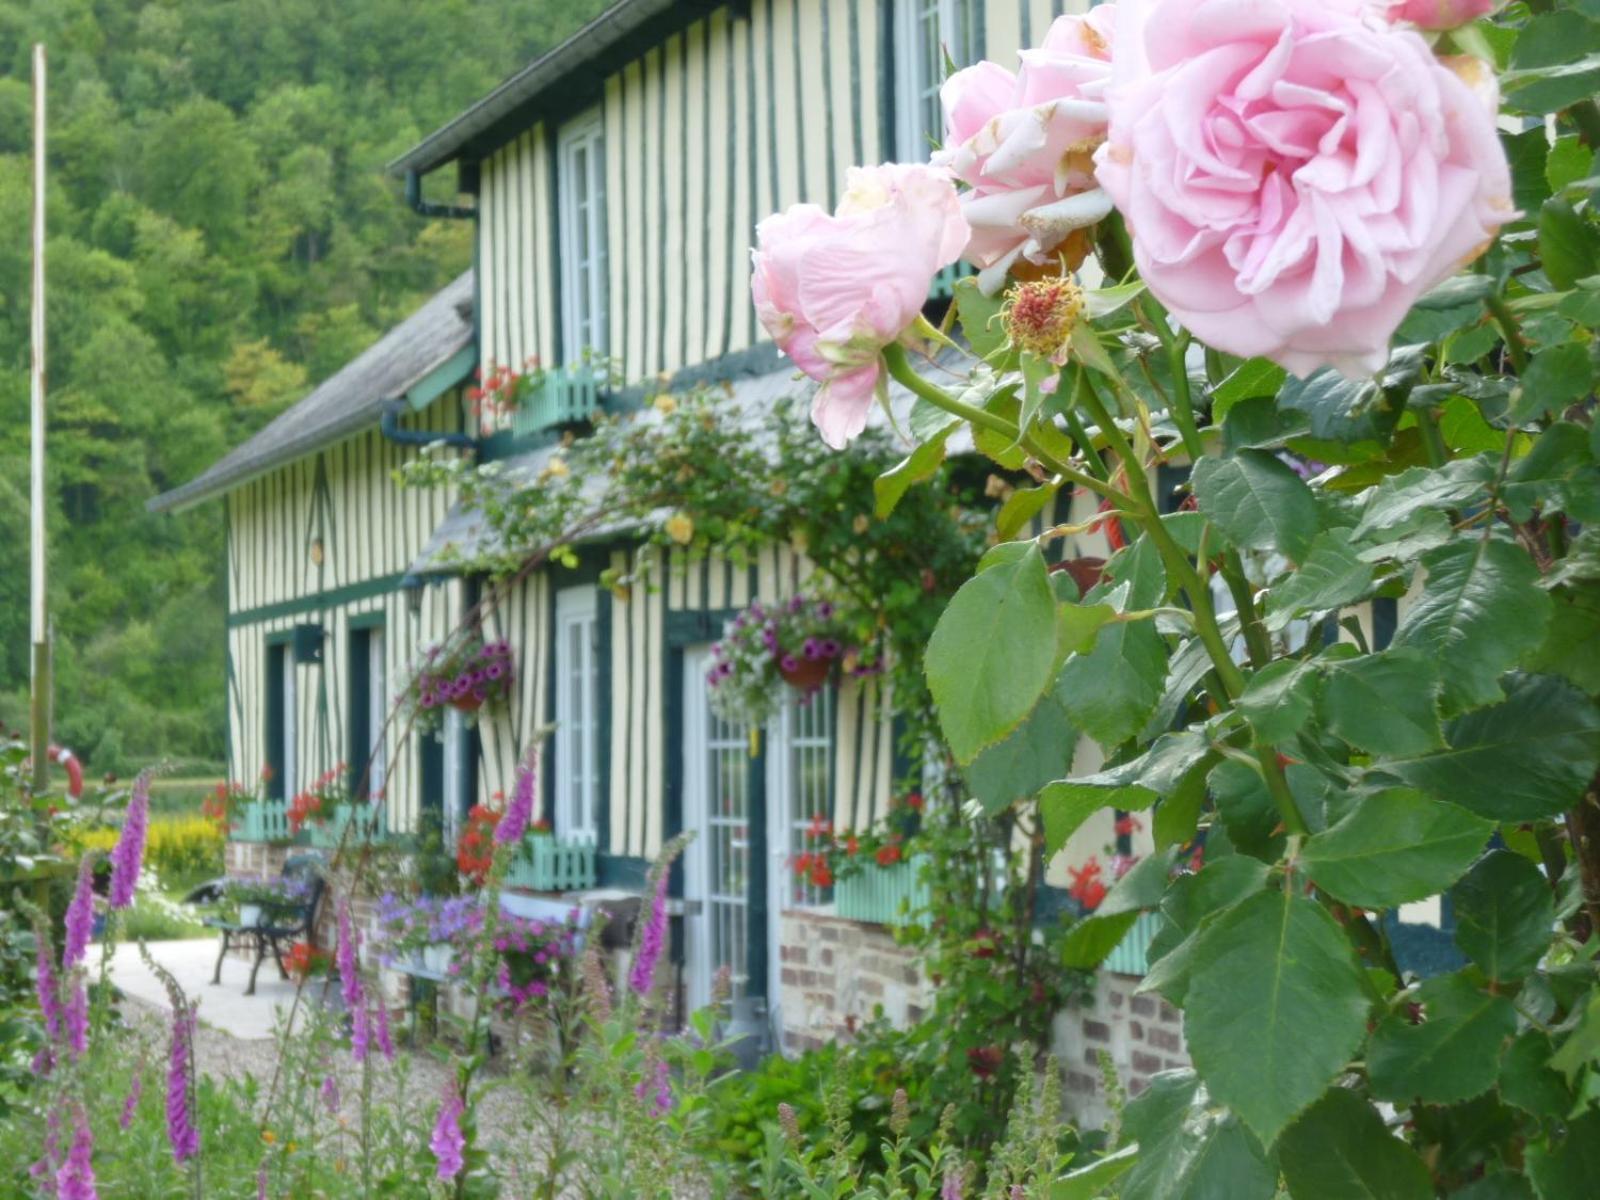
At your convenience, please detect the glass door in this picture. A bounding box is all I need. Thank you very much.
[682,645,753,1012]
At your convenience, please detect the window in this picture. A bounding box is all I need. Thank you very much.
[559,114,608,365]
[443,708,468,846]
[895,0,976,159]
[348,624,386,801]
[266,640,296,801]
[779,689,834,908]
[554,586,600,840]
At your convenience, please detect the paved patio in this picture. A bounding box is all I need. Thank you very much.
[108,937,316,1040]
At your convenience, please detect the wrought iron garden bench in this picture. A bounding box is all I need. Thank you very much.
[201,853,326,997]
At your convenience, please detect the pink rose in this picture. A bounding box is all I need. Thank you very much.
[1386,0,1499,30]
[752,164,968,448]
[934,9,1118,292]
[1095,0,1514,378]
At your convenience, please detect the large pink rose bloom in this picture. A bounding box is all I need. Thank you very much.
[1095,0,1514,377]
[752,164,968,448]
[1387,0,1499,30]
[934,8,1118,292]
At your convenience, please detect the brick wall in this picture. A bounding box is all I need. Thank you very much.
[775,911,933,1052]
[1051,971,1189,1128]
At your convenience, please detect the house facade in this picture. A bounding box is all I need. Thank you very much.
[152,0,1248,1101]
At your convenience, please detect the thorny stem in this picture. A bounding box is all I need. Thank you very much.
[1136,299,1205,461]
[1485,294,1529,374]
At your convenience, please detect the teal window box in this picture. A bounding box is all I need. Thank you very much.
[1103,910,1163,976]
[834,854,931,927]
[510,363,605,436]
[231,800,293,843]
[308,803,388,849]
[505,834,598,892]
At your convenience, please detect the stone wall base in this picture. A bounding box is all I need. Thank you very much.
[774,910,932,1052]
[1050,971,1189,1128]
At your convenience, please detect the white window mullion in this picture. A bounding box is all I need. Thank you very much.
[555,586,599,840]
[559,115,609,365]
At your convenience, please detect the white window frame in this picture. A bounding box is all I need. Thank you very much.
[558,113,609,365]
[443,707,466,846]
[894,0,974,160]
[554,586,600,841]
[367,627,387,802]
[767,689,836,913]
[282,648,297,799]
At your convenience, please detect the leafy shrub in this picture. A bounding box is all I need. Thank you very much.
[75,815,223,889]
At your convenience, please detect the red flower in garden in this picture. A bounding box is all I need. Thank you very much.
[808,857,834,889]
[903,791,924,812]
[1114,814,1143,837]
[844,836,859,857]
[806,813,833,841]
[967,1045,1004,1080]
[456,804,502,885]
[875,842,903,868]
[793,852,816,878]
[971,927,997,959]
[1068,857,1107,912]
[287,791,324,834]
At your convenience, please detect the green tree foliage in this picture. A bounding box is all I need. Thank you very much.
[0,0,607,771]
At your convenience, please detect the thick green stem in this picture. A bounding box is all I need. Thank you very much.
[1137,300,1204,461]
[1219,550,1272,671]
[1485,294,1529,375]
[880,344,1134,510]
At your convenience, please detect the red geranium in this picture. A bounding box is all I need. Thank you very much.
[456,804,502,885]
[875,842,903,867]
[1068,857,1107,912]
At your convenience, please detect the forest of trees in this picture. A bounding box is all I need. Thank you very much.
[0,0,607,773]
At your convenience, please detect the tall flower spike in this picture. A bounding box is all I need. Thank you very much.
[63,853,99,971]
[63,974,89,1059]
[120,1068,144,1131]
[166,1001,200,1163]
[430,1088,466,1181]
[32,910,62,1040]
[108,769,153,909]
[628,832,692,1000]
[495,743,540,846]
[54,1105,97,1200]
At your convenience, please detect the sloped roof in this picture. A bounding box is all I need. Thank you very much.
[149,272,476,514]
[388,0,720,179]
[405,351,976,578]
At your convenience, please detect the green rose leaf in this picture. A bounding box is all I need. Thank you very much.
[1184,889,1371,1146]
[995,481,1057,541]
[1319,649,1446,759]
[1118,1070,1278,1200]
[1142,856,1271,1005]
[1524,586,1600,695]
[1050,1144,1139,1200]
[1351,456,1495,540]
[1512,341,1597,424]
[1451,850,1556,983]
[1499,1030,1573,1120]
[1300,790,1493,908]
[1208,759,1286,862]
[1367,972,1517,1104]
[1056,615,1169,752]
[1537,198,1600,292]
[1212,358,1288,423]
[926,542,1057,765]
[1058,910,1141,970]
[1390,539,1552,714]
[1238,658,1322,744]
[1263,529,1375,631]
[1382,674,1600,822]
[963,685,1077,814]
[1191,449,1320,561]
[873,427,952,519]
[1277,1087,1434,1200]
[1526,1109,1600,1200]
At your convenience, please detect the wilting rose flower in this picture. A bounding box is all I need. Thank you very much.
[752,163,968,448]
[1095,0,1514,377]
[935,8,1118,291]
[1386,0,1498,30]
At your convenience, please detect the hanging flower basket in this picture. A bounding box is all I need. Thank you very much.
[403,636,515,734]
[707,595,856,727]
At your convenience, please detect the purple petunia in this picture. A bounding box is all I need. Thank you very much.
[63,855,96,970]
[55,1106,96,1200]
[166,1004,199,1163]
[108,770,153,909]
[495,746,540,846]
[430,1088,466,1180]
[779,654,800,673]
[628,870,669,997]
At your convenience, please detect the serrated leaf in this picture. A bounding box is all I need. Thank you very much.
[1144,856,1272,1002]
[1512,340,1596,424]
[1382,674,1600,822]
[926,543,1058,764]
[1192,450,1321,561]
[1118,1071,1278,1200]
[1184,889,1371,1146]
[953,276,1006,359]
[1300,790,1492,908]
[1367,972,1517,1104]
[1390,539,1552,714]
[1212,358,1288,423]
[1278,368,1399,444]
[1351,456,1495,538]
[1451,850,1556,983]
[1546,137,1595,195]
[1208,759,1287,862]
[1539,199,1600,293]
[1499,1030,1572,1119]
[1039,736,1209,857]
[1084,280,1146,319]
[1320,649,1446,758]
[1526,1109,1600,1200]
[1264,529,1375,631]
[1238,658,1321,744]
[1051,1144,1139,1199]
[1525,586,1600,694]
[1056,615,1169,751]
[874,429,951,519]
[1059,909,1141,968]
[1104,533,1167,609]
[1277,1087,1433,1200]
[964,687,1076,814]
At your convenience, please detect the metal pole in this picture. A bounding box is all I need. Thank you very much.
[29,44,49,795]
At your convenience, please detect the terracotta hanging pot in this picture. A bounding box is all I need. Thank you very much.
[449,694,484,714]
[778,657,830,691]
